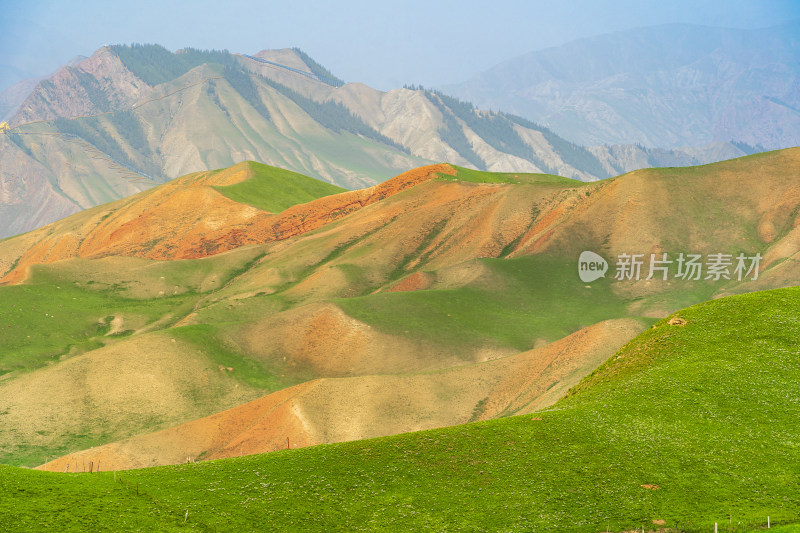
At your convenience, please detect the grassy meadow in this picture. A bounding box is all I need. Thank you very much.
[1,286,798,531]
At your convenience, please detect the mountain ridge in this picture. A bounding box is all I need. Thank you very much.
[0,163,453,284]
[0,43,766,239]
[442,22,800,149]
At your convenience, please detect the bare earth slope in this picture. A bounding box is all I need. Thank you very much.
[0,163,454,283]
[38,318,642,471]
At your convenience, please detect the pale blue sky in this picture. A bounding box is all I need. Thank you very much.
[1,0,798,91]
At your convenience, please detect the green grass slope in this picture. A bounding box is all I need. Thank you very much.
[0,245,269,377]
[440,164,589,186]
[211,161,346,212]
[3,286,799,531]
[0,278,195,376]
[0,466,189,532]
[337,254,636,349]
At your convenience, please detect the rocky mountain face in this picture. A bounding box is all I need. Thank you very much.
[442,22,800,150]
[0,43,767,238]
[0,56,88,121]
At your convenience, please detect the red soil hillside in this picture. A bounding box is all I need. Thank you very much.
[0,163,455,284]
[7,149,797,290]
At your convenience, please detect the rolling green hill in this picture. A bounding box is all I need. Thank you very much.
[0,149,799,472]
[211,161,346,212]
[2,286,799,531]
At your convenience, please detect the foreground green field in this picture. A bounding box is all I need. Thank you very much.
[2,286,798,531]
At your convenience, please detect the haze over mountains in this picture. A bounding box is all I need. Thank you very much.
[443,22,800,150]
[0,36,775,238]
[0,57,88,122]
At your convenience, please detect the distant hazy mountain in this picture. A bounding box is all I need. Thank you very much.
[0,57,87,120]
[0,64,33,93]
[0,44,764,238]
[0,77,40,121]
[442,23,800,149]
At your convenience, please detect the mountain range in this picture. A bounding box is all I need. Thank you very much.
[0,43,766,239]
[443,22,800,149]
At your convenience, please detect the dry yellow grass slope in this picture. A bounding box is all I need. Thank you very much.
[6,149,797,292]
[1,331,260,466]
[514,148,800,268]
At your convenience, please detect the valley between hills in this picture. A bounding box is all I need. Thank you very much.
[0,144,799,530]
